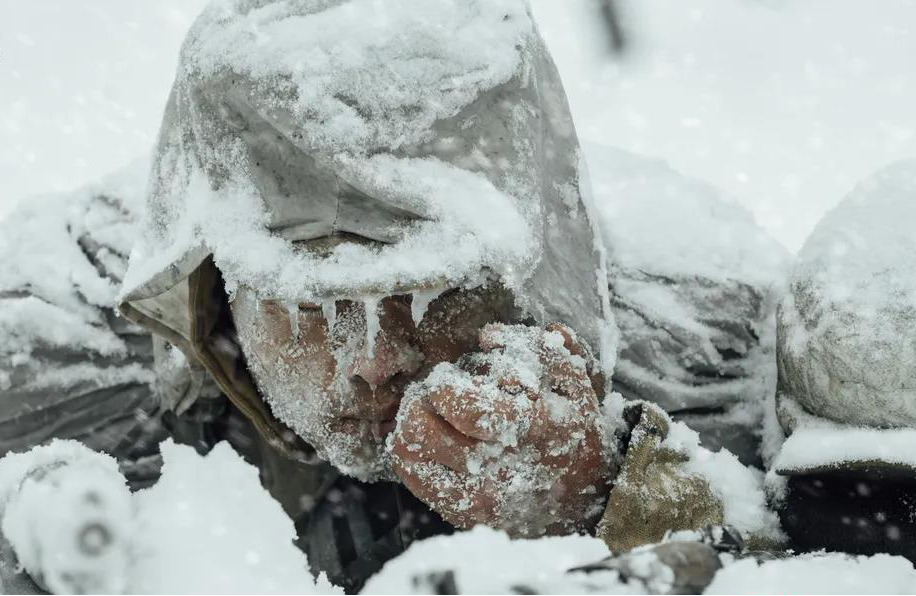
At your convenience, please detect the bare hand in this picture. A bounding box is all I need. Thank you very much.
[388,323,615,537]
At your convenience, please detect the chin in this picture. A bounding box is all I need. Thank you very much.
[317,427,396,483]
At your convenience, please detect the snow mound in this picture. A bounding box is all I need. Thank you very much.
[0,440,338,594]
[0,441,132,594]
[706,552,916,595]
[778,160,916,428]
[132,440,338,594]
[361,525,632,595]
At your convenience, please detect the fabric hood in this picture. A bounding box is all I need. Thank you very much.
[117,0,616,451]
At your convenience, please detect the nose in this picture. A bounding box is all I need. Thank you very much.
[349,329,422,388]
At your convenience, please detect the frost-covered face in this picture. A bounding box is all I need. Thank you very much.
[230,283,517,481]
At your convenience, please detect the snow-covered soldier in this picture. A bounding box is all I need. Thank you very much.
[117,1,614,589]
[768,161,916,562]
[112,0,750,590]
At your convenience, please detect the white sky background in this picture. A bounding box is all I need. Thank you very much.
[1,0,915,252]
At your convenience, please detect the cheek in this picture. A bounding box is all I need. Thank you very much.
[417,300,508,365]
[251,311,349,407]
[418,320,479,366]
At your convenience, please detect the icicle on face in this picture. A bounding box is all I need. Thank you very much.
[363,297,381,358]
[322,300,337,334]
[287,301,300,343]
[411,288,443,329]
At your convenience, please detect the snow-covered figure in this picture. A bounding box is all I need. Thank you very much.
[0,162,168,488]
[769,160,916,561]
[586,144,790,466]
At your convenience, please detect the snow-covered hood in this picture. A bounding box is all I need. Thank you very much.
[120,0,612,362]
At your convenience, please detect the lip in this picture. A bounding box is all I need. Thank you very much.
[332,417,397,442]
[373,419,397,440]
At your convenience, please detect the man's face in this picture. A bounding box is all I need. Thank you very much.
[230,283,516,480]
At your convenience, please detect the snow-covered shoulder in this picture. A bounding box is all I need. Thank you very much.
[583,142,789,288]
[0,157,149,364]
[778,159,916,428]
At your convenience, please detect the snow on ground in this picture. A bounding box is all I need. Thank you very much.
[361,525,630,595]
[0,440,338,595]
[3,440,916,595]
[132,441,338,595]
[706,552,916,595]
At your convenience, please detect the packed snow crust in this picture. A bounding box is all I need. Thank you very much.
[361,525,628,595]
[773,394,916,474]
[705,552,916,595]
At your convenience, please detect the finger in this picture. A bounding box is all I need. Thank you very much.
[526,397,590,467]
[477,322,544,353]
[544,322,584,357]
[495,374,539,401]
[392,397,481,474]
[425,384,528,443]
[542,323,606,396]
[478,323,511,352]
[539,350,594,401]
[391,451,497,530]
